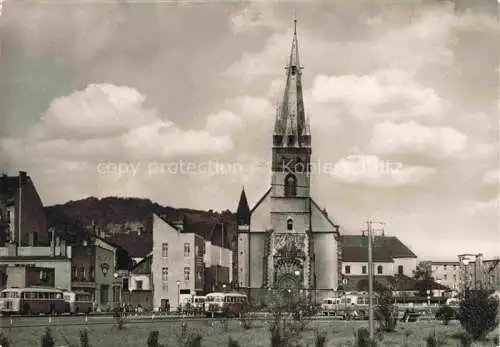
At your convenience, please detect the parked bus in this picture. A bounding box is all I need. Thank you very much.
[0,287,66,316]
[321,297,341,316]
[63,291,93,314]
[204,292,249,317]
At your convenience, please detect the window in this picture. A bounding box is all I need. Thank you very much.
[122,278,129,291]
[184,243,190,257]
[197,270,203,281]
[162,243,168,257]
[184,267,190,280]
[287,218,293,231]
[453,274,457,281]
[81,266,86,280]
[377,265,383,274]
[398,265,404,275]
[444,265,447,270]
[444,274,448,280]
[284,174,297,197]
[136,280,143,290]
[362,265,367,274]
[71,266,77,280]
[345,265,351,274]
[453,265,457,271]
[162,267,168,282]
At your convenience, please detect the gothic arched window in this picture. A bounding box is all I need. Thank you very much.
[287,218,293,231]
[284,174,297,197]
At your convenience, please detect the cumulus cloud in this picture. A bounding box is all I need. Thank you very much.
[367,121,468,159]
[0,84,233,163]
[482,169,499,187]
[229,2,284,34]
[311,69,448,122]
[329,154,435,188]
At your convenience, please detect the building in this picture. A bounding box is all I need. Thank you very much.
[70,236,119,308]
[0,171,49,247]
[0,244,72,290]
[125,253,153,309]
[340,234,418,291]
[455,255,500,292]
[0,171,71,290]
[152,215,205,311]
[430,261,460,291]
[236,21,341,304]
[204,238,233,293]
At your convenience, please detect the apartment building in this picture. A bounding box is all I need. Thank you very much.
[70,236,119,307]
[152,215,205,311]
[0,171,49,247]
[430,261,460,291]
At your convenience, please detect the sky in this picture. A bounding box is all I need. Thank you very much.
[0,0,498,261]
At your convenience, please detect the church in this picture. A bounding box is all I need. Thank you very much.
[235,21,341,303]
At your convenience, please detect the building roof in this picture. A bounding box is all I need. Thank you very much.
[342,246,394,262]
[430,261,460,265]
[341,235,417,263]
[236,188,250,225]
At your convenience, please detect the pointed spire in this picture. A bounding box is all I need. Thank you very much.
[236,187,250,225]
[272,17,306,147]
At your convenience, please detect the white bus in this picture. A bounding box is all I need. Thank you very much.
[63,291,93,314]
[204,292,249,317]
[0,287,66,316]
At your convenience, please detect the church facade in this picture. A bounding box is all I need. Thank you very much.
[236,22,341,303]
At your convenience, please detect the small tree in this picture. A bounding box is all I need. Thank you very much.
[41,328,55,347]
[435,305,455,325]
[147,331,159,347]
[0,332,10,347]
[80,329,90,347]
[375,290,397,333]
[458,288,499,340]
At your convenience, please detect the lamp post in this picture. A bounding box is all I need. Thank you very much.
[222,283,227,292]
[176,280,181,314]
[113,272,122,309]
[367,220,374,341]
[294,270,301,304]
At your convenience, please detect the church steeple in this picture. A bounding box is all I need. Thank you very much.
[236,187,250,226]
[273,18,310,148]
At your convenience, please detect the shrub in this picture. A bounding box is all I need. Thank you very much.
[424,330,447,347]
[79,329,90,347]
[227,337,240,347]
[458,288,499,340]
[314,330,327,347]
[355,327,378,347]
[147,331,160,347]
[41,328,55,347]
[435,305,455,325]
[374,290,397,333]
[184,334,202,347]
[0,332,10,347]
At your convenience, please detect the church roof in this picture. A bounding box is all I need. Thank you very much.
[236,187,250,225]
[341,235,417,262]
[273,19,310,147]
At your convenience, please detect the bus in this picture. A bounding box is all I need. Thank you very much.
[63,291,93,314]
[0,287,66,316]
[204,292,249,318]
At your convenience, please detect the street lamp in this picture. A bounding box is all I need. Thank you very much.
[113,272,122,308]
[176,280,181,313]
[222,283,227,292]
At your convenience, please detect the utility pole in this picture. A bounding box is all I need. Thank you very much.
[365,218,385,341]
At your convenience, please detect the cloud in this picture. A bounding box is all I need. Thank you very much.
[329,154,435,188]
[466,195,500,217]
[229,3,283,34]
[367,121,468,159]
[311,69,448,122]
[0,84,233,163]
[482,169,499,187]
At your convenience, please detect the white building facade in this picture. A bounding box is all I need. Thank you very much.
[152,215,204,311]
